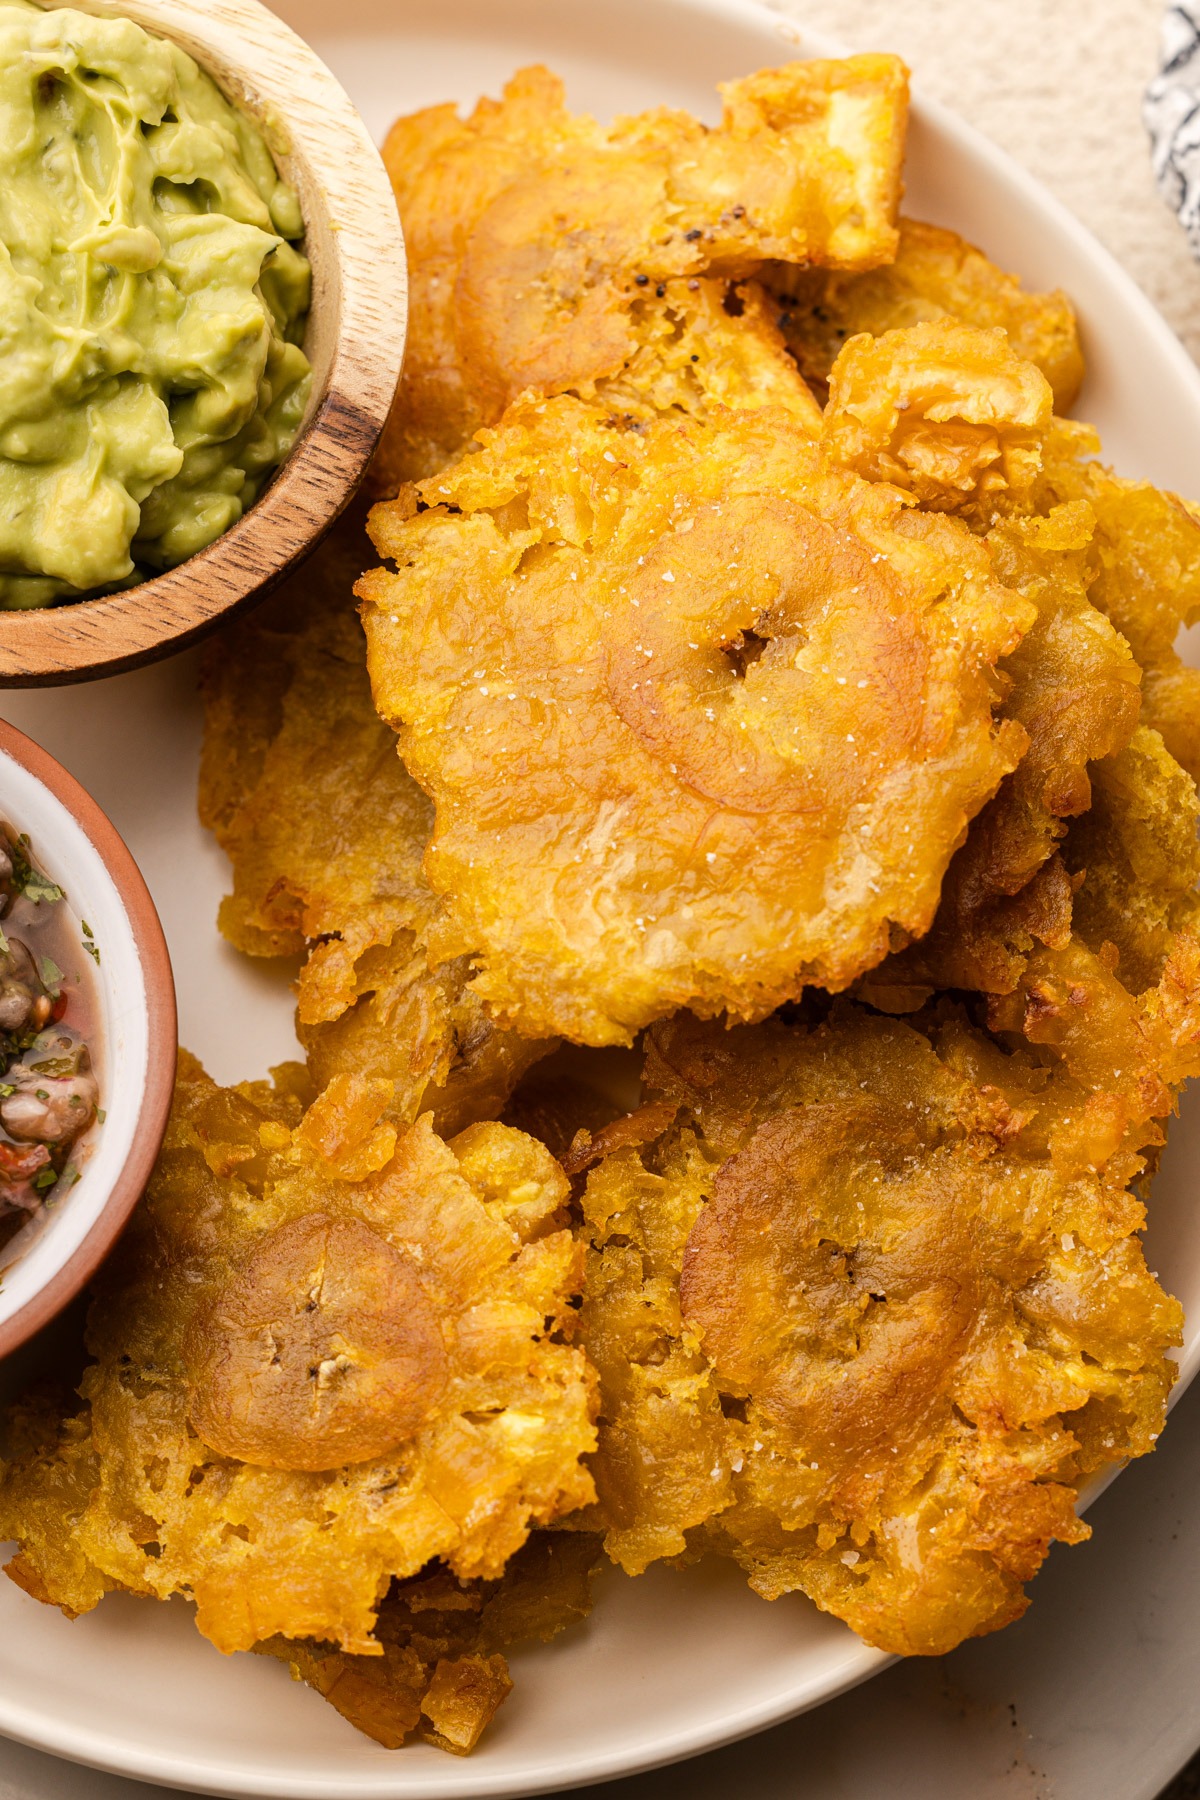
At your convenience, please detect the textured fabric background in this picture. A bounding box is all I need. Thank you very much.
[772,0,1200,364]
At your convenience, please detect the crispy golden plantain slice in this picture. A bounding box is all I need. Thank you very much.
[837,325,1182,1012]
[584,274,822,434]
[577,990,1190,1653]
[0,1056,597,1657]
[373,58,906,485]
[197,513,432,1009]
[769,217,1085,411]
[864,719,1200,1017]
[361,392,1032,1046]
[198,513,552,1136]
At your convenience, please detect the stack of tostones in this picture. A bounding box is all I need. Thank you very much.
[550,304,1200,1654]
[6,49,1200,1755]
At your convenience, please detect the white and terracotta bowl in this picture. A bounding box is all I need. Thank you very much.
[0,718,176,1358]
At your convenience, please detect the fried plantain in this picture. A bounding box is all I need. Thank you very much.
[373,57,906,486]
[769,216,1084,411]
[0,1055,597,1657]
[1065,725,1200,994]
[253,1531,602,1752]
[577,997,1188,1653]
[1029,433,1200,783]
[822,319,1054,513]
[198,513,552,1136]
[859,494,1143,1007]
[361,393,1033,1046]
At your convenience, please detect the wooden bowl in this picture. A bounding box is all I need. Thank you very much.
[0,716,176,1357]
[0,0,408,687]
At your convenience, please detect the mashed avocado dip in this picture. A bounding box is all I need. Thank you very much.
[0,0,312,608]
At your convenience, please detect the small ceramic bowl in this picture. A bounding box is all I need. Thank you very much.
[0,718,176,1357]
[0,0,408,689]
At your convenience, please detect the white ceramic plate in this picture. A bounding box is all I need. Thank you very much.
[2,0,1200,1794]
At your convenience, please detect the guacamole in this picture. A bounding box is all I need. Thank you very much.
[0,0,312,608]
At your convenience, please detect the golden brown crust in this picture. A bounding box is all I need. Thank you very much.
[860,494,1144,1005]
[822,320,1054,512]
[183,1214,449,1472]
[198,512,554,1134]
[1033,439,1200,783]
[374,58,907,486]
[1066,726,1200,993]
[0,1059,597,1656]
[253,1531,602,1751]
[768,217,1085,412]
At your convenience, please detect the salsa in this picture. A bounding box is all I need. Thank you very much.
[0,824,100,1265]
[0,0,313,609]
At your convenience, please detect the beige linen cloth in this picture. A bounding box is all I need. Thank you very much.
[776,0,1200,364]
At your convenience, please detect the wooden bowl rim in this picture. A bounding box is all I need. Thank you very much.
[0,716,177,1358]
[0,0,408,687]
